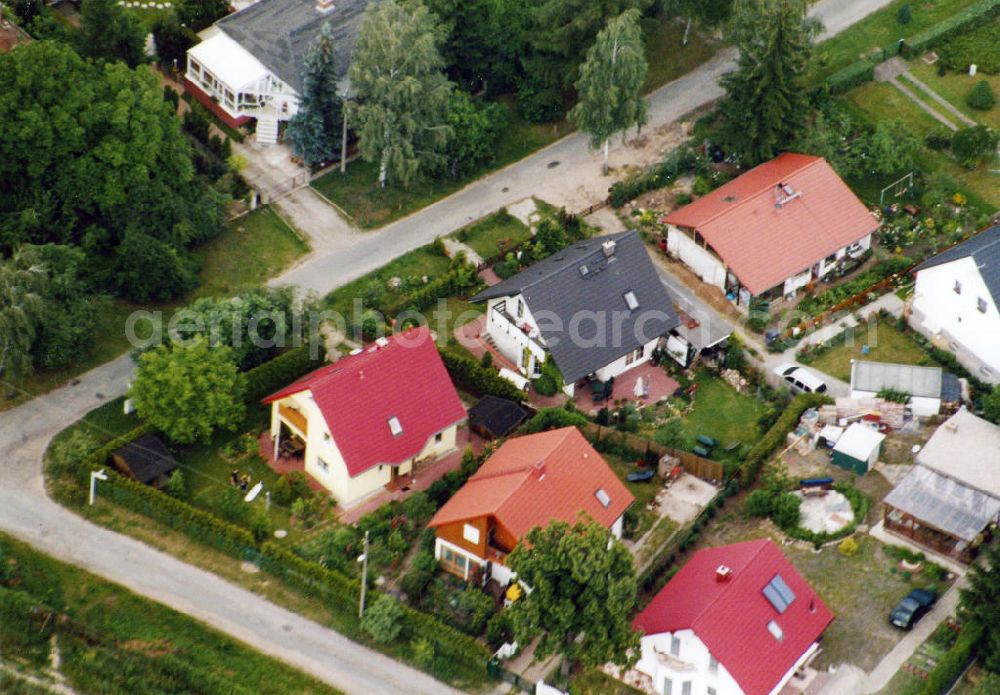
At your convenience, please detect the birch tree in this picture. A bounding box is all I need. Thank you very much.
[569,9,648,173]
[0,248,46,396]
[348,0,452,188]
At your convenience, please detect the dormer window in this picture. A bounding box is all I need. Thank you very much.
[978,297,988,313]
[595,488,611,508]
[624,291,639,311]
[388,416,403,436]
[954,280,962,294]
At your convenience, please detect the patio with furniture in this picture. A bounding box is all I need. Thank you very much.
[573,361,680,414]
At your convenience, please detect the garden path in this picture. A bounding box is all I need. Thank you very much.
[888,77,959,130]
[901,71,978,127]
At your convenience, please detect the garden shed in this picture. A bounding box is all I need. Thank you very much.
[468,396,527,440]
[831,423,884,473]
[111,435,179,487]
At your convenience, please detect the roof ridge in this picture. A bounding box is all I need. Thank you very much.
[687,155,821,229]
[689,539,771,631]
[506,230,636,294]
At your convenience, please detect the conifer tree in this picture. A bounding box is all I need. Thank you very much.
[286,24,344,167]
[720,0,818,165]
[569,9,648,173]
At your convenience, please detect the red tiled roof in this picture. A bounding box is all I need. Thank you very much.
[0,20,31,53]
[664,153,878,295]
[263,327,467,477]
[633,539,833,695]
[428,427,634,539]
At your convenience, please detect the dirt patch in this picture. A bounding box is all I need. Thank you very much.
[121,639,175,657]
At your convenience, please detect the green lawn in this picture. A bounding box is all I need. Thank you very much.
[909,60,1000,131]
[681,371,768,453]
[805,317,938,382]
[810,0,981,80]
[0,533,340,695]
[844,83,1000,209]
[604,452,661,540]
[454,209,533,260]
[641,14,722,94]
[4,206,308,413]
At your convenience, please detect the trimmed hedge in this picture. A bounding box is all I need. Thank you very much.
[609,145,702,208]
[919,622,982,695]
[398,264,481,316]
[258,542,360,606]
[902,0,1000,58]
[826,59,877,95]
[439,349,525,401]
[779,483,870,547]
[244,343,327,402]
[739,393,833,487]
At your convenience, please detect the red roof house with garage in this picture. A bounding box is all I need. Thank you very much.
[663,153,878,309]
[617,539,833,695]
[262,327,467,506]
[428,427,633,585]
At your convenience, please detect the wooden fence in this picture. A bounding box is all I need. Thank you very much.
[580,423,725,483]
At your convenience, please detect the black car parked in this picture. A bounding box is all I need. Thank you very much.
[889,588,938,630]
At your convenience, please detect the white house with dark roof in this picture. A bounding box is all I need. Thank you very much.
[470,231,680,397]
[184,0,372,144]
[909,224,1000,384]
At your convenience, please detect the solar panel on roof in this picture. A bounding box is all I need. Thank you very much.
[763,574,796,613]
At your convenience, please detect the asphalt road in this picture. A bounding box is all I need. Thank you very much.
[0,2,900,692]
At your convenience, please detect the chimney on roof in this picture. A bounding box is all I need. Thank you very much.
[531,460,546,480]
[375,336,390,349]
[316,0,336,13]
[602,240,616,258]
[945,420,958,433]
[715,565,733,582]
[774,182,802,209]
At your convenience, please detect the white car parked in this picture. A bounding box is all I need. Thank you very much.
[774,363,828,394]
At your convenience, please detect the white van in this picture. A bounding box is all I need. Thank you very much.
[774,363,828,394]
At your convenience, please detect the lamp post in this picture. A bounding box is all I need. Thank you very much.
[357,530,369,618]
[89,469,108,506]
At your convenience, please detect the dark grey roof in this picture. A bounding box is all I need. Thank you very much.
[940,372,961,403]
[915,223,1000,307]
[472,231,680,383]
[468,396,527,438]
[217,0,373,93]
[113,435,179,485]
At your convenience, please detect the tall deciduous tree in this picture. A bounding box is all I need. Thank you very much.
[176,0,229,32]
[569,9,648,173]
[130,338,246,444]
[286,24,344,167]
[720,0,818,165]
[0,248,47,395]
[77,0,147,68]
[959,542,1000,671]
[348,0,453,188]
[0,42,225,302]
[507,518,640,672]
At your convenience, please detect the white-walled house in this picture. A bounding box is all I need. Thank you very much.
[184,0,370,144]
[621,539,833,695]
[662,154,878,308]
[428,427,632,585]
[909,224,1000,384]
[262,327,467,506]
[471,231,680,396]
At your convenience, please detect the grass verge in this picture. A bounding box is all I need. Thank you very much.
[804,320,930,381]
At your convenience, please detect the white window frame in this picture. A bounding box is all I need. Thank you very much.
[463,523,480,545]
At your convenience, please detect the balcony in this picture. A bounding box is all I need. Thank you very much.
[491,307,545,348]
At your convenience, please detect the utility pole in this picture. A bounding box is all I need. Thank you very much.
[358,530,369,618]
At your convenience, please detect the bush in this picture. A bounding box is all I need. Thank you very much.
[925,129,952,150]
[772,493,802,530]
[739,393,832,487]
[182,106,211,144]
[920,622,982,695]
[967,80,997,110]
[939,16,1000,74]
[744,489,775,518]
[533,373,557,396]
[486,610,513,649]
[516,75,563,124]
[362,594,405,644]
[457,588,495,636]
[243,343,326,402]
[165,469,187,499]
[519,407,588,434]
[951,125,999,167]
[897,4,911,24]
[271,474,294,505]
[838,537,859,557]
[411,637,435,668]
[609,144,701,207]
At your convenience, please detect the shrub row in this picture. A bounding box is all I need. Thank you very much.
[796,256,910,317]
[919,621,983,695]
[244,343,327,402]
[402,603,491,683]
[826,59,877,95]
[739,393,833,487]
[609,145,703,208]
[902,0,1000,58]
[438,349,525,401]
[257,541,360,606]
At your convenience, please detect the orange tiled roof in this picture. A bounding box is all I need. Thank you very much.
[429,427,634,540]
[664,153,878,295]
